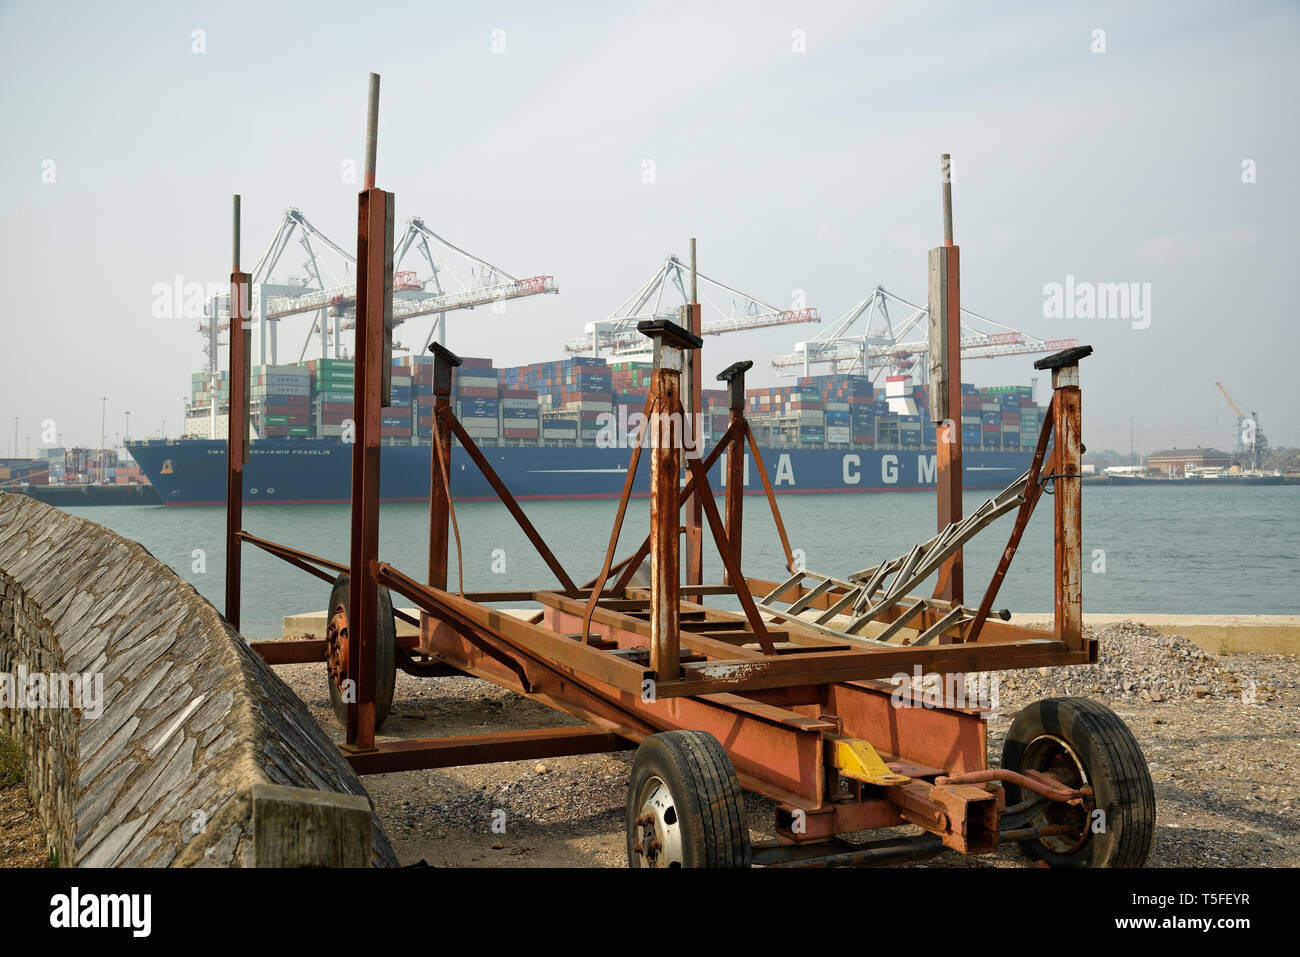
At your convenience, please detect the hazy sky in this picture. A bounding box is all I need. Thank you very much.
[2,0,1297,456]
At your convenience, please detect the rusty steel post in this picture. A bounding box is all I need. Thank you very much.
[346,73,394,751]
[718,360,752,586]
[683,240,703,587]
[428,343,459,591]
[225,194,251,630]
[1037,346,1091,651]
[932,153,963,606]
[638,318,702,681]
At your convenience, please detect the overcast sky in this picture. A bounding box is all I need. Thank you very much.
[1,0,1296,456]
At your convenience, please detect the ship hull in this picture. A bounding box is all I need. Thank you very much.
[128,439,1034,506]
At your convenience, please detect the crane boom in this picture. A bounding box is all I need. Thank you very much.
[1216,381,1246,419]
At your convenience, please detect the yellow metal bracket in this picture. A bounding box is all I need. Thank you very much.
[826,735,911,787]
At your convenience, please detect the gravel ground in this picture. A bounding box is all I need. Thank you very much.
[275,620,1299,868]
[0,621,1294,868]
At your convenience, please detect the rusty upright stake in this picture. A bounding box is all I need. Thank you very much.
[931,153,963,605]
[718,360,752,586]
[428,343,460,591]
[225,194,251,630]
[683,239,703,588]
[1036,345,1092,651]
[347,73,394,751]
[639,318,702,682]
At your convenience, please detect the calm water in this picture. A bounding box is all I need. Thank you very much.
[61,484,1299,637]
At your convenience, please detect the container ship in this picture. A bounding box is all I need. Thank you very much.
[128,355,1046,505]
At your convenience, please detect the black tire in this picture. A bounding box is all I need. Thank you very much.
[1001,697,1154,868]
[626,730,749,868]
[325,573,397,731]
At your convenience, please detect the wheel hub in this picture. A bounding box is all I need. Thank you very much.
[325,606,350,689]
[632,776,684,868]
[1022,733,1092,853]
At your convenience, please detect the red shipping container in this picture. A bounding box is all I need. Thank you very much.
[504,428,539,439]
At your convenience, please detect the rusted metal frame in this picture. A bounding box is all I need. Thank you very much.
[345,170,392,751]
[743,420,796,572]
[910,605,967,646]
[871,599,930,644]
[430,410,466,594]
[428,346,457,592]
[747,575,1055,644]
[605,416,742,597]
[381,565,654,694]
[785,577,837,615]
[659,640,1090,697]
[967,397,1057,643]
[542,591,854,665]
[889,779,999,854]
[761,572,805,605]
[580,393,655,643]
[535,589,1085,696]
[237,531,348,586]
[678,417,778,656]
[395,580,836,807]
[753,834,946,868]
[647,363,681,679]
[624,590,851,653]
[225,195,250,630]
[683,302,704,588]
[936,767,1091,803]
[437,405,579,595]
[842,494,1025,635]
[1053,373,1084,650]
[345,726,637,776]
[728,408,748,587]
[932,163,964,605]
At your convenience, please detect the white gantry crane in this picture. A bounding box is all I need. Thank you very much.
[565,254,819,358]
[201,208,557,371]
[770,284,1079,381]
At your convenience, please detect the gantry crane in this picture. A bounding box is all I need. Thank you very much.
[771,284,1078,382]
[200,208,557,370]
[566,254,819,358]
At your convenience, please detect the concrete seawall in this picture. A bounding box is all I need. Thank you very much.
[0,492,398,867]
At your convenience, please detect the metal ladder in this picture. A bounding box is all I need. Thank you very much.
[758,470,1032,646]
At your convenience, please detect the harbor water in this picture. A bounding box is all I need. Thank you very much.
[60,483,1300,638]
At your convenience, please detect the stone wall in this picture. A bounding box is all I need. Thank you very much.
[0,492,397,867]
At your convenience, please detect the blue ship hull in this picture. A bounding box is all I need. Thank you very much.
[127,439,1032,506]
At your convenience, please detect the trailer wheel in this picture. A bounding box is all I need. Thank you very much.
[324,573,397,731]
[627,731,750,868]
[1002,697,1154,868]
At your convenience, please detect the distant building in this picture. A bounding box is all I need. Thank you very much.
[1146,447,1230,477]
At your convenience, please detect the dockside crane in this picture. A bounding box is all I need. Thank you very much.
[201,207,557,370]
[565,254,819,357]
[771,284,1078,382]
[1217,381,1267,469]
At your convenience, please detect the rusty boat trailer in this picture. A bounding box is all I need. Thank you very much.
[229,77,1153,868]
